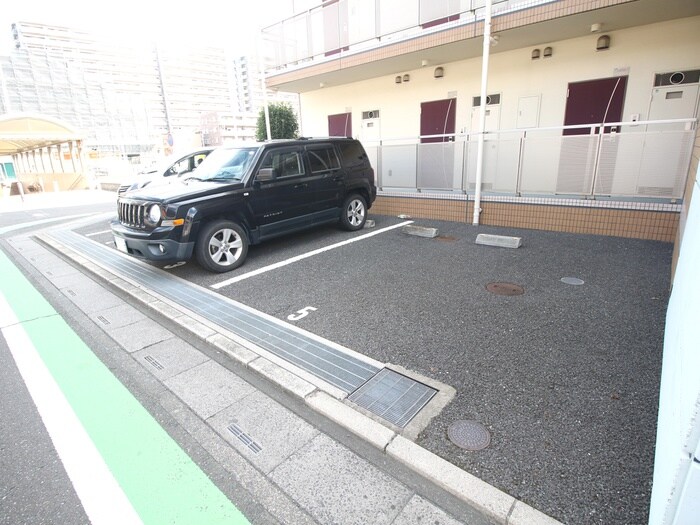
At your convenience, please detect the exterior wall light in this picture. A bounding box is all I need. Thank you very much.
[395,76,402,83]
[596,35,611,51]
[531,49,540,60]
[543,46,553,58]
[434,66,444,78]
[402,74,410,82]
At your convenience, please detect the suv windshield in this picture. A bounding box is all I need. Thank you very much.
[191,147,258,182]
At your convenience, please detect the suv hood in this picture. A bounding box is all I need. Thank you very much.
[122,179,244,203]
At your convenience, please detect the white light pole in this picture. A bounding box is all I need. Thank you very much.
[472,0,493,225]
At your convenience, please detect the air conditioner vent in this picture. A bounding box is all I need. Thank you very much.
[472,94,501,106]
[654,70,700,86]
[362,110,380,119]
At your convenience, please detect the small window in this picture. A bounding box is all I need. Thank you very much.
[337,140,367,168]
[307,147,340,173]
[260,150,305,178]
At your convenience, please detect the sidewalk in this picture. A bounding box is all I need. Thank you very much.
[3,225,554,524]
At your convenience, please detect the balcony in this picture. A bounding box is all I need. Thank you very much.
[261,0,700,92]
[367,119,695,200]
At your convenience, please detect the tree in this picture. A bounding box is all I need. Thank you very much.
[256,102,299,141]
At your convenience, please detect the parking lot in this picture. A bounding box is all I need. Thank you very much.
[77,213,671,525]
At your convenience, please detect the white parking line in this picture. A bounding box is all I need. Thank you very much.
[86,229,112,237]
[211,220,413,289]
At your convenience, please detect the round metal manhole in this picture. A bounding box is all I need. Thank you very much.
[486,282,524,296]
[561,277,585,286]
[448,420,491,451]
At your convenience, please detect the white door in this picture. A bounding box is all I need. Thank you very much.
[648,84,699,130]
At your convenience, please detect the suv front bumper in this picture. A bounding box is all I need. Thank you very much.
[111,221,194,262]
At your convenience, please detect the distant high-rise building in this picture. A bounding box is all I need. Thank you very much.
[0,21,298,161]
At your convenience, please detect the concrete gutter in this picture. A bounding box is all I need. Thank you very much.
[37,231,563,525]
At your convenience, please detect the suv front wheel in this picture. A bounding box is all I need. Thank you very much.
[340,194,367,231]
[195,220,249,272]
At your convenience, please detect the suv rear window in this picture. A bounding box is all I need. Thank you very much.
[337,140,368,168]
[307,147,340,173]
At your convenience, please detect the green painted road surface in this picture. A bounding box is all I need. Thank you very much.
[0,248,249,525]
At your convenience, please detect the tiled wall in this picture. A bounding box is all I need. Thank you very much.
[372,193,680,242]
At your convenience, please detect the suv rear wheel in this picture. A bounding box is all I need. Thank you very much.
[340,194,367,231]
[195,220,248,272]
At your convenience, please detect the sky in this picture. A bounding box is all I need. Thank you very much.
[0,0,296,55]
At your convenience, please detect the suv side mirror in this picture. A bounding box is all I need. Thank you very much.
[256,167,276,182]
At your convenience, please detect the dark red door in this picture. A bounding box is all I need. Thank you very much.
[328,113,352,137]
[563,76,627,135]
[420,98,456,143]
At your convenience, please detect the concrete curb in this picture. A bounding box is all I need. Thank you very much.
[35,231,563,525]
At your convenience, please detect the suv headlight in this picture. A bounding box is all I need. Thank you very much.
[145,204,162,227]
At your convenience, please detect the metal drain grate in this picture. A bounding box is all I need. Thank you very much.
[486,282,524,296]
[436,235,458,242]
[66,289,76,296]
[143,355,164,370]
[348,369,437,428]
[50,229,380,394]
[448,420,491,450]
[227,423,262,454]
[96,315,111,325]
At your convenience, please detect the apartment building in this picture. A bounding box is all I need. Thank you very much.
[262,0,700,244]
[261,2,700,524]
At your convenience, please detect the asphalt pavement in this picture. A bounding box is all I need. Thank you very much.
[1,189,671,524]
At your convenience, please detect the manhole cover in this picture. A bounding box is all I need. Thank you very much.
[486,282,524,296]
[561,277,585,286]
[448,420,491,451]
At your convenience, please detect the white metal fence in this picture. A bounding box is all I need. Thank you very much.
[367,119,696,200]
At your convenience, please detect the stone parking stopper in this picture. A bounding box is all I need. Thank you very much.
[402,225,439,238]
[475,233,522,249]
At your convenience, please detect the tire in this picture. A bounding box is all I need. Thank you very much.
[195,220,248,273]
[339,194,367,231]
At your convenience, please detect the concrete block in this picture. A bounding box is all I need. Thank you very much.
[249,357,317,399]
[364,219,376,228]
[402,225,439,238]
[271,434,412,525]
[508,501,563,525]
[164,360,255,419]
[134,337,209,380]
[207,333,259,366]
[475,233,522,249]
[208,390,319,474]
[306,390,395,450]
[386,435,514,524]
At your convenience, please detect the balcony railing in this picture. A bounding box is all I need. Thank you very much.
[262,0,556,72]
[365,119,696,200]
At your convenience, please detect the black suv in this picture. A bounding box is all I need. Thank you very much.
[111,138,376,272]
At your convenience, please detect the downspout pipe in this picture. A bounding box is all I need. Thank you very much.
[258,36,272,141]
[472,0,492,225]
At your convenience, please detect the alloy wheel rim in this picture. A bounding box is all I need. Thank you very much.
[209,228,242,266]
[347,200,365,226]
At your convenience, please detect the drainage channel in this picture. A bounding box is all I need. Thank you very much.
[46,230,437,428]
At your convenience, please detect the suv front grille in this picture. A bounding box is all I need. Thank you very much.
[118,201,147,229]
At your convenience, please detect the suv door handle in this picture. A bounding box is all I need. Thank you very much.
[293,183,308,189]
